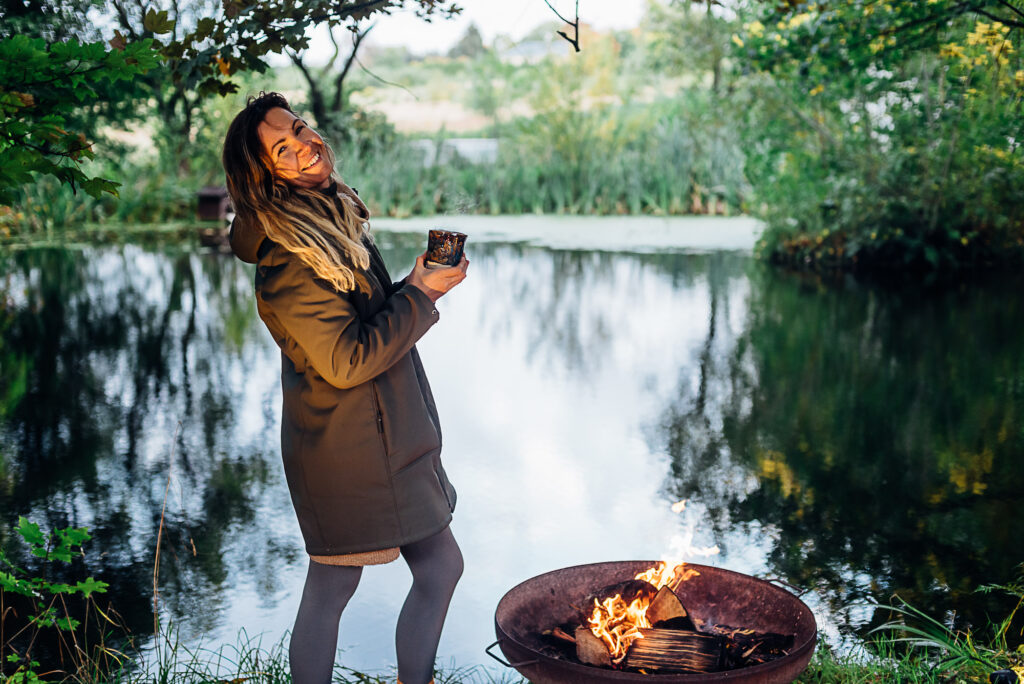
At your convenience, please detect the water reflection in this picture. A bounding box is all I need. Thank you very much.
[0,245,282,639]
[656,268,1024,641]
[0,238,1020,673]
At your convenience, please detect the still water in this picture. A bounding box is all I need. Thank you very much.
[0,220,1021,676]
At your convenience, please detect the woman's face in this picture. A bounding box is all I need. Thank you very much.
[257,107,332,189]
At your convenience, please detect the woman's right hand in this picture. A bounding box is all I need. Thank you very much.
[406,253,469,302]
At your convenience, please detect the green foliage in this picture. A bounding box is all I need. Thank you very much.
[326,97,745,219]
[734,0,1024,271]
[0,34,164,204]
[331,30,747,218]
[0,0,461,212]
[0,517,120,682]
[869,568,1024,680]
[642,0,735,93]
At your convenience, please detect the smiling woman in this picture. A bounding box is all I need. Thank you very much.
[221,91,470,684]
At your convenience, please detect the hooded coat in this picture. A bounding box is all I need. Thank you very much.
[229,181,456,555]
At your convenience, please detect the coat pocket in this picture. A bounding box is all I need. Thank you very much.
[374,356,442,473]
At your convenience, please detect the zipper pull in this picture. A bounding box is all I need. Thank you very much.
[376,413,384,433]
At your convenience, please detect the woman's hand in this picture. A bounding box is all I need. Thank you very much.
[406,253,469,302]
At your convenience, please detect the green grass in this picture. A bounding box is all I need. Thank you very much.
[795,638,950,683]
[9,590,1024,683]
[91,629,525,684]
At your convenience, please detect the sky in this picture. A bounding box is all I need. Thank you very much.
[304,0,649,60]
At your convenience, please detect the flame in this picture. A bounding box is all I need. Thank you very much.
[586,560,705,662]
[587,593,651,661]
[634,560,701,590]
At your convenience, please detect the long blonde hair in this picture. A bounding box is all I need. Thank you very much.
[222,92,369,292]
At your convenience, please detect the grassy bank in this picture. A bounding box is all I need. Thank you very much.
[40,629,1022,684]
[4,521,1023,683]
[94,631,520,684]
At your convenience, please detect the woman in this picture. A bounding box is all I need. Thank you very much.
[222,92,467,684]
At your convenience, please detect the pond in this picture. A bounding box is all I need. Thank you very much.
[0,216,1021,676]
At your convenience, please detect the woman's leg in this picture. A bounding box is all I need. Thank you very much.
[395,526,464,684]
[289,559,363,684]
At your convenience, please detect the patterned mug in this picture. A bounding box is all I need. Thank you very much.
[425,229,468,268]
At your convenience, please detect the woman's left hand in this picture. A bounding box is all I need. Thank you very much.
[406,253,469,302]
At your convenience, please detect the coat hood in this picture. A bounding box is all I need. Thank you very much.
[228,179,371,264]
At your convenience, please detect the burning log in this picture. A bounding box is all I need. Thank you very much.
[582,579,660,663]
[624,628,725,673]
[582,579,657,613]
[575,626,613,667]
[550,561,799,675]
[645,585,693,629]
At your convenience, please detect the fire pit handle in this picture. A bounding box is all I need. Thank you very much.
[762,576,810,596]
[485,639,538,668]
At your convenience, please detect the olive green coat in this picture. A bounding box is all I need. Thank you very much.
[230,182,456,555]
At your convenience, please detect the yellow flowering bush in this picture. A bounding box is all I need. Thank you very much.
[733,0,1024,271]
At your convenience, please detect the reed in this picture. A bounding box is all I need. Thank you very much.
[795,637,953,683]
[340,98,746,219]
[99,628,522,684]
[7,93,747,236]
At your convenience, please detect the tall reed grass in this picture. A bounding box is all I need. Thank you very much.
[341,98,747,219]
[4,97,747,238]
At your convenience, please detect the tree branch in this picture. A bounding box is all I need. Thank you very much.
[307,0,394,25]
[992,0,1024,22]
[354,53,418,100]
[324,26,344,73]
[545,0,581,52]
[966,3,1024,27]
[333,23,373,112]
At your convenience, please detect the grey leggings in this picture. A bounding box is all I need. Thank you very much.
[289,526,464,684]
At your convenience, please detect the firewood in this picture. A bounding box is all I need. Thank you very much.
[657,616,696,631]
[574,626,613,667]
[550,626,576,644]
[646,585,692,628]
[707,624,795,668]
[624,628,724,673]
[584,579,657,607]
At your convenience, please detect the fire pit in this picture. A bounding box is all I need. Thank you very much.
[487,561,816,684]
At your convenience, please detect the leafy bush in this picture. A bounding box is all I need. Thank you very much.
[734,1,1024,272]
[1,518,120,682]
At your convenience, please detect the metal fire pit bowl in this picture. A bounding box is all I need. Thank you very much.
[487,561,817,684]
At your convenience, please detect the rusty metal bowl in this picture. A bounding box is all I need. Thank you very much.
[487,560,817,684]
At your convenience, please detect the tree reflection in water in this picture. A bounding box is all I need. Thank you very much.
[657,267,1024,642]
[1,240,1021,662]
[0,245,290,639]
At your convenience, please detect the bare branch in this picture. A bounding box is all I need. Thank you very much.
[545,0,581,52]
[333,23,374,112]
[543,0,574,25]
[354,53,418,101]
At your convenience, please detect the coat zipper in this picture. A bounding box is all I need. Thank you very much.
[371,380,404,534]
[435,468,454,511]
[370,382,387,443]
